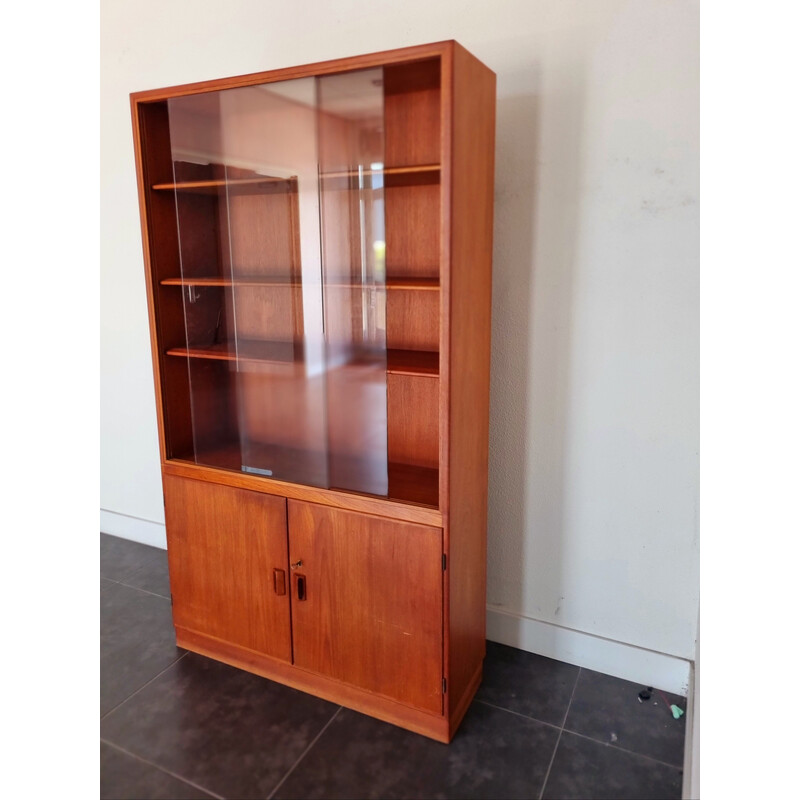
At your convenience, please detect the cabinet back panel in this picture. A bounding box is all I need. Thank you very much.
[323,285,384,348]
[229,286,304,342]
[384,59,441,168]
[160,357,194,459]
[176,286,234,349]
[385,183,440,280]
[228,187,300,277]
[187,361,240,458]
[318,184,360,283]
[173,191,224,278]
[155,288,191,352]
[388,374,439,469]
[386,289,439,352]
[326,362,389,493]
[237,369,326,452]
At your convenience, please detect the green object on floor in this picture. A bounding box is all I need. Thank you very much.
[670,704,684,719]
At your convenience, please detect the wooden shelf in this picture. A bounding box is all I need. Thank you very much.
[167,340,438,377]
[152,176,295,194]
[387,350,439,377]
[166,339,300,365]
[342,348,439,377]
[321,164,440,189]
[387,462,438,508]
[171,440,439,508]
[155,165,436,193]
[160,276,439,290]
[320,164,439,179]
[160,276,300,288]
[386,278,439,291]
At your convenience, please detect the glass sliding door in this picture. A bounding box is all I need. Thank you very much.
[163,70,390,497]
[317,68,388,496]
[166,78,328,486]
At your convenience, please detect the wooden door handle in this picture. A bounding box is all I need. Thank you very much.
[294,573,307,601]
[273,568,286,596]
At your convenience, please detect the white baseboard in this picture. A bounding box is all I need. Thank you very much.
[100,509,167,549]
[486,605,691,696]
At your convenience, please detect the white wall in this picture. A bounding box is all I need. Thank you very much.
[101,0,699,693]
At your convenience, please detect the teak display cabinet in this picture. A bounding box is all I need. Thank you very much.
[131,41,495,742]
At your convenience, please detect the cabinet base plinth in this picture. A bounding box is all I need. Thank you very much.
[449,660,485,734]
[175,626,480,743]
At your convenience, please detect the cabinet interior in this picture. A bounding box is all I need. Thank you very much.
[140,58,441,508]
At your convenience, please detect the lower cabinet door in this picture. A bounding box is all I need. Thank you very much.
[288,500,444,714]
[163,475,292,662]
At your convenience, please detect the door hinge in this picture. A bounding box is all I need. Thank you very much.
[442,677,447,693]
[442,554,447,570]
[170,593,173,606]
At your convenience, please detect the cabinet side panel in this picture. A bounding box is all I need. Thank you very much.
[135,101,194,459]
[446,45,496,714]
[163,475,292,662]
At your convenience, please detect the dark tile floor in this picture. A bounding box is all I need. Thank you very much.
[101,533,685,799]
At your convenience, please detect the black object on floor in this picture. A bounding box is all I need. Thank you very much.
[100,533,685,799]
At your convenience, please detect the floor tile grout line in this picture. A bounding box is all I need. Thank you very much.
[476,685,682,772]
[539,667,581,800]
[100,565,171,600]
[559,728,685,771]
[267,707,342,800]
[101,651,188,721]
[538,728,563,800]
[101,738,224,800]
[113,579,171,600]
[560,666,581,729]
[473,699,562,731]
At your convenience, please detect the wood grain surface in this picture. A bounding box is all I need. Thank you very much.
[164,476,292,661]
[288,501,444,714]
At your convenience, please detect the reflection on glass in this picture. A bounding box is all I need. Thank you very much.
[318,69,388,496]
[164,69,388,496]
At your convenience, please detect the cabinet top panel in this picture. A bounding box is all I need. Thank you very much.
[130,41,493,103]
